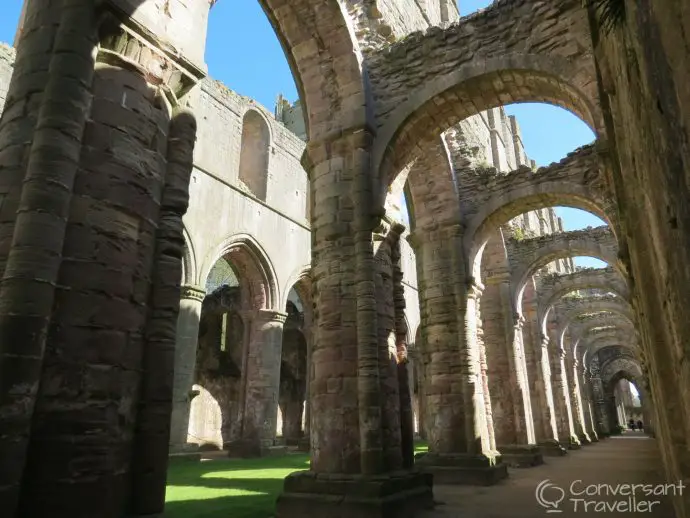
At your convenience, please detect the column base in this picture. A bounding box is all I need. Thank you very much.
[586,430,599,442]
[168,442,200,454]
[415,452,508,485]
[168,442,201,463]
[275,469,434,518]
[559,435,581,450]
[297,436,310,452]
[497,444,544,468]
[226,439,287,458]
[538,439,568,456]
[578,432,592,445]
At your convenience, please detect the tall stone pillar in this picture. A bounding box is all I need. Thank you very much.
[276,130,433,518]
[589,373,611,436]
[169,285,206,451]
[0,2,207,515]
[521,292,564,456]
[547,340,580,449]
[567,356,591,444]
[390,222,415,469]
[412,225,507,485]
[481,260,541,467]
[228,309,286,456]
[579,366,599,441]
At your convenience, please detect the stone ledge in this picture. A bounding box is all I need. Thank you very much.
[538,440,568,456]
[275,470,434,518]
[497,444,545,468]
[415,453,508,485]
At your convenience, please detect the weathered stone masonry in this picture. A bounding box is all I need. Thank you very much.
[0,0,688,517]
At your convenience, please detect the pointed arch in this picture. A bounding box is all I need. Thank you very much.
[201,234,279,311]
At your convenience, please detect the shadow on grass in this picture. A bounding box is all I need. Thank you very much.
[165,453,309,518]
[165,444,429,517]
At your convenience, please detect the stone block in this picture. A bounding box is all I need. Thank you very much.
[497,444,544,468]
[415,452,508,485]
[538,440,568,457]
[275,469,434,518]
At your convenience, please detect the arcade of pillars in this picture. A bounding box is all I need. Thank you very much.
[0,1,689,517]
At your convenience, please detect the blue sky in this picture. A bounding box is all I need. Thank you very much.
[0,0,606,267]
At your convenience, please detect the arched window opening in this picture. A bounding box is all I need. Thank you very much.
[238,110,270,201]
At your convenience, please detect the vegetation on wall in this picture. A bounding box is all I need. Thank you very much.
[583,0,626,34]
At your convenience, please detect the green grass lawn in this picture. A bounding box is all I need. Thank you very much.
[165,454,309,518]
[165,440,429,518]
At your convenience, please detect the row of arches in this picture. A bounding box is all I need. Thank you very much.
[1,1,684,517]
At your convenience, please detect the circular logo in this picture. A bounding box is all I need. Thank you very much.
[536,479,565,513]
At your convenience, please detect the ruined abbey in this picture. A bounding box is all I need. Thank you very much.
[0,0,689,517]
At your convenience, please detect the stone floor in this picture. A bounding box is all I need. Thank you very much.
[424,433,675,517]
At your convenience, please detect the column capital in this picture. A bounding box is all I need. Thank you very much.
[98,10,206,103]
[180,284,206,302]
[253,308,288,325]
[513,314,526,329]
[467,279,484,299]
[301,124,376,173]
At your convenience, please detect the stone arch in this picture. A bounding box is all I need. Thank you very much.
[555,300,635,355]
[283,265,312,321]
[599,357,646,401]
[509,226,620,312]
[253,0,368,141]
[369,0,604,200]
[580,333,639,364]
[375,61,601,196]
[201,234,279,311]
[538,268,629,335]
[238,109,271,201]
[463,146,616,287]
[569,317,637,356]
[554,296,634,330]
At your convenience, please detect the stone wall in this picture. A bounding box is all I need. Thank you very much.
[592,2,690,514]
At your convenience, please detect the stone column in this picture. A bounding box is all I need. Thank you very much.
[579,366,599,441]
[589,373,611,436]
[475,287,497,457]
[412,225,507,485]
[522,294,564,456]
[640,393,655,437]
[373,219,404,470]
[0,3,207,515]
[568,356,591,444]
[276,130,433,517]
[228,309,286,456]
[494,314,542,467]
[390,223,415,469]
[481,263,540,467]
[169,285,206,452]
[548,340,580,449]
